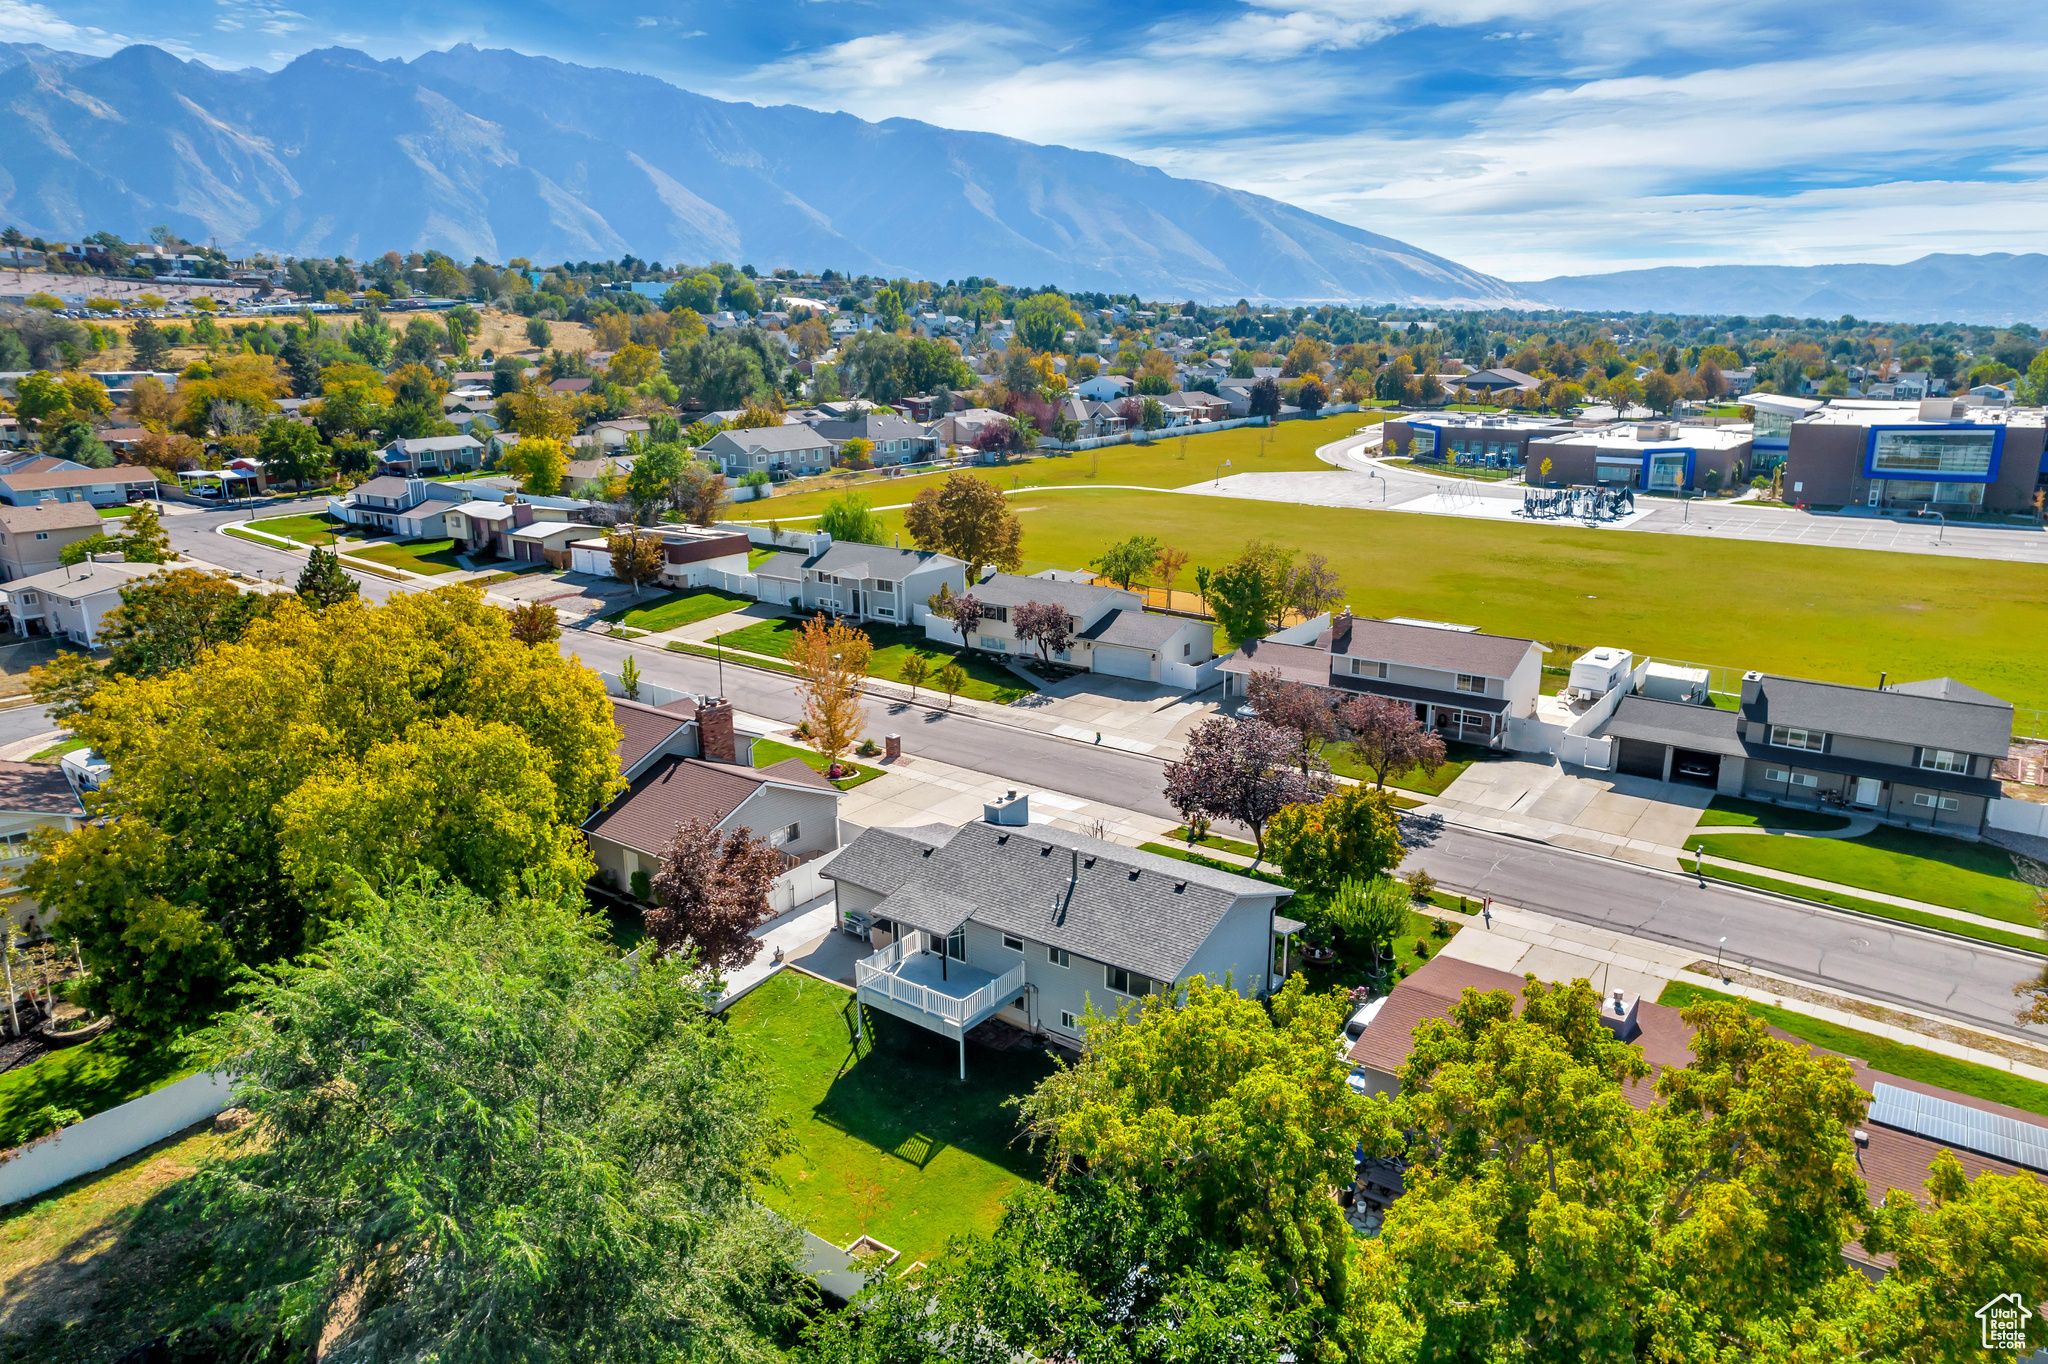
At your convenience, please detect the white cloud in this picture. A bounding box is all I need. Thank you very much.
[0,0,127,52]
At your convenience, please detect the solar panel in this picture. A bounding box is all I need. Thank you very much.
[1867,1083,2048,1173]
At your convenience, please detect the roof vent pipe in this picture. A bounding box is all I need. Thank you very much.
[1878,672,1887,691]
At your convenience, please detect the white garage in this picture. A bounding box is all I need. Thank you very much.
[1091,644,1155,681]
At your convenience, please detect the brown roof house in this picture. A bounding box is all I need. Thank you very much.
[0,758,87,936]
[583,696,845,918]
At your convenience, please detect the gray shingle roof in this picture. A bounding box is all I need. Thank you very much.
[827,819,1286,982]
[1079,608,1188,650]
[974,572,1124,615]
[1744,675,2012,756]
[1596,696,1745,756]
[755,550,808,581]
[1217,638,1331,687]
[0,760,83,816]
[808,541,959,579]
[1322,616,1537,679]
[707,424,832,454]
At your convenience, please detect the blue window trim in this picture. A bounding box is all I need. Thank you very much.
[1861,423,2004,484]
[1639,447,1696,490]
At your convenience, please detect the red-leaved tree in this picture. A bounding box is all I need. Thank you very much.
[646,817,787,971]
[947,591,984,650]
[1011,600,1074,661]
[1245,669,1339,775]
[1336,692,1446,789]
[1164,716,1331,860]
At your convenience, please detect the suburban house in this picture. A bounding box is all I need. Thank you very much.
[330,475,455,539]
[0,502,108,581]
[806,411,935,466]
[1219,609,1545,747]
[1590,671,2014,834]
[569,526,753,588]
[929,408,1009,449]
[443,498,535,558]
[751,535,965,626]
[1156,391,1232,425]
[932,571,1216,687]
[583,696,844,918]
[1049,395,1128,439]
[828,792,1299,1072]
[0,465,159,508]
[0,557,173,645]
[1345,952,2048,1272]
[507,520,602,567]
[0,759,88,935]
[1072,375,1134,402]
[587,418,650,450]
[559,458,627,498]
[1780,399,2046,514]
[702,424,834,479]
[379,434,485,474]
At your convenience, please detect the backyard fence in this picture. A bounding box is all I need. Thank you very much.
[0,1070,236,1207]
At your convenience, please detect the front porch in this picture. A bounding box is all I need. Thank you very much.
[855,931,1026,1077]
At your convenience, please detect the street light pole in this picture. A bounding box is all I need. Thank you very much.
[1716,935,1728,983]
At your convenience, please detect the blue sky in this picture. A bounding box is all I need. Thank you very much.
[8,0,2048,279]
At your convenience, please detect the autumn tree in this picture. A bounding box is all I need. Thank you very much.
[1336,691,1446,788]
[1011,599,1073,662]
[1264,785,1404,894]
[945,590,984,650]
[98,568,276,679]
[934,660,967,708]
[903,473,1022,576]
[1244,669,1338,774]
[1164,716,1330,859]
[608,528,665,596]
[899,651,931,700]
[644,818,789,972]
[678,463,726,526]
[506,600,560,646]
[504,435,567,495]
[790,613,873,762]
[1280,550,1342,626]
[1155,544,1190,607]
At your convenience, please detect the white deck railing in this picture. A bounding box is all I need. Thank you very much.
[855,932,1026,1028]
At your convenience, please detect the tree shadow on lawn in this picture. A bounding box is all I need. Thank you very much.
[810,996,1050,1180]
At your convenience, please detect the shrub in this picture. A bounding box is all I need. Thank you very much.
[630,869,653,903]
[1402,867,1437,901]
[1412,938,1431,960]
[1431,918,1452,939]
[856,737,882,757]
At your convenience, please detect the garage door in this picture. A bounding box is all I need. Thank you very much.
[1093,645,1153,681]
[1615,738,1666,779]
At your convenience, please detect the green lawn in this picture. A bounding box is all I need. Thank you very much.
[1138,842,1294,889]
[1685,825,2042,924]
[725,971,1052,1263]
[747,546,779,569]
[752,737,884,791]
[1166,826,1263,860]
[1696,796,1852,832]
[601,587,753,632]
[95,506,132,519]
[1327,739,1486,797]
[712,616,1034,704]
[244,511,345,546]
[669,639,800,677]
[0,1032,195,1148]
[1657,981,2048,1120]
[28,736,87,764]
[751,486,2048,712]
[343,538,465,575]
[1698,864,2045,954]
[1294,906,1459,997]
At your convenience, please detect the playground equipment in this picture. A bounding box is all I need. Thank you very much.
[1517,484,1634,523]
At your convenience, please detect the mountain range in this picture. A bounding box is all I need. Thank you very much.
[1513,255,2048,326]
[0,42,1521,307]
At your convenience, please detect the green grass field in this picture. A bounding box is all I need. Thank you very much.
[0,1032,194,1148]
[1686,825,2042,924]
[1696,796,1852,832]
[244,511,344,546]
[344,537,465,575]
[601,587,753,632]
[726,971,1051,1262]
[760,483,2048,711]
[713,617,1033,704]
[1657,981,2048,1119]
[752,737,884,791]
[1699,864,2044,953]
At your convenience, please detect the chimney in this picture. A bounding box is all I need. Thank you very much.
[503,491,517,505]
[1595,989,1641,1042]
[697,697,736,765]
[982,789,1029,826]
[1740,670,1763,707]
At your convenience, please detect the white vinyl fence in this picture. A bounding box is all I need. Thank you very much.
[1988,798,2048,839]
[0,1070,236,1206]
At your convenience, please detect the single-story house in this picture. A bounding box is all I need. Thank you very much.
[1219,608,1544,747]
[507,520,603,567]
[701,425,833,479]
[548,377,594,396]
[380,434,485,474]
[561,457,630,498]
[0,501,109,582]
[583,696,843,917]
[806,412,935,466]
[752,534,964,626]
[569,526,752,589]
[0,465,159,508]
[444,499,534,559]
[588,419,650,450]
[0,557,170,645]
[932,570,1215,688]
[1156,391,1232,425]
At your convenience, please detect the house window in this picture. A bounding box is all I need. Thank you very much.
[769,822,800,848]
[1183,642,1191,656]
[978,635,1006,651]
[1913,792,1961,811]
[1060,1010,1079,1030]
[980,603,1008,622]
[33,532,46,541]
[1002,934,1024,952]
[1764,768,1819,788]
[1919,749,1967,773]
[1350,658,1388,679]
[1769,726,1825,752]
[873,604,896,619]
[872,578,894,592]
[1047,945,1070,968]
[946,928,966,961]
[1455,674,1485,694]
[1106,966,1155,997]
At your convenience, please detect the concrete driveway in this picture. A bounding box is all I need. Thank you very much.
[489,570,639,619]
[1006,673,1225,752]
[1425,757,1712,869]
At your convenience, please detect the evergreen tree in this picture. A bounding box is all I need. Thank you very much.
[295,546,358,608]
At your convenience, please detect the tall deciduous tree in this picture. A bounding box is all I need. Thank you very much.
[1205,539,1291,643]
[1336,691,1446,788]
[1163,716,1329,858]
[1244,669,1338,773]
[506,600,560,646]
[819,491,886,544]
[608,528,665,595]
[1011,600,1073,662]
[1281,550,1342,628]
[790,613,873,761]
[1089,533,1159,590]
[99,568,274,679]
[1155,544,1190,606]
[647,817,788,972]
[1264,785,1403,894]
[903,473,1022,577]
[189,877,804,1361]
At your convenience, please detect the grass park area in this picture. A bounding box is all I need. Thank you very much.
[712,616,1034,705]
[1695,795,1852,832]
[344,537,465,575]
[729,421,2048,712]
[0,1032,193,1149]
[752,737,884,791]
[726,971,1051,1263]
[1657,981,2048,1120]
[1685,824,2044,925]
[601,586,752,632]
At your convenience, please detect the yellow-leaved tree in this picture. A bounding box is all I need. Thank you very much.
[790,613,872,763]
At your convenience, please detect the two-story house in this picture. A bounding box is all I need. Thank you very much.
[329,475,455,539]
[1219,609,1544,746]
[932,571,1216,688]
[752,535,965,627]
[379,434,484,474]
[0,558,189,646]
[828,792,1299,1074]
[0,502,108,581]
[701,425,834,479]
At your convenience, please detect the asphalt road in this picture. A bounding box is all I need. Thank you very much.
[161,500,2047,1043]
